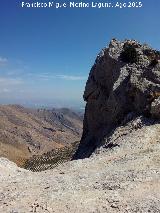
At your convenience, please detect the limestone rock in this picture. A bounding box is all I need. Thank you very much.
[73,39,160,159]
[0,118,160,212]
[151,97,160,118]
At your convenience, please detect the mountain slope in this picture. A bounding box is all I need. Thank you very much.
[34,107,82,137]
[0,117,160,212]
[0,105,82,166]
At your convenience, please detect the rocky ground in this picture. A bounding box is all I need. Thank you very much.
[0,116,160,213]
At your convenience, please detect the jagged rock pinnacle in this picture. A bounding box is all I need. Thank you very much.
[73,39,160,159]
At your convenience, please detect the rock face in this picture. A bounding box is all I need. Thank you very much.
[74,39,160,159]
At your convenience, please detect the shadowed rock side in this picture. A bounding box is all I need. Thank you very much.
[73,39,160,159]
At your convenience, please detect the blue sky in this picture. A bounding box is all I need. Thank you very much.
[0,0,159,108]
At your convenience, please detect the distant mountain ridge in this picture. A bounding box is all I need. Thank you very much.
[34,107,83,135]
[0,104,83,166]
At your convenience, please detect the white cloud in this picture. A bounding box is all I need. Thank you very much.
[6,69,24,76]
[0,77,23,86]
[56,75,87,81]
[38,73,51,80]
[0,88,11,93]
[0,77,24,97]
[3,88,10,92]
[0,57,8,65]
[26,73,87,81]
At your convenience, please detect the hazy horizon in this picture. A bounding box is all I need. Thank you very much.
[0,98,85,110]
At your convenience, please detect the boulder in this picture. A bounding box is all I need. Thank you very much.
[73,39,160,159]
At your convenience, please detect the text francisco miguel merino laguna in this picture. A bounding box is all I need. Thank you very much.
[21,1,143,9]
[21,1,114,8]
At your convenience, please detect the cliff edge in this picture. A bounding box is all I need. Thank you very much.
[73,39,160,159]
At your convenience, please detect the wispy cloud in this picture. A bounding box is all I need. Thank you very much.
[0,88,11,93]
[26,73,87,81]
[0,77,23,86]
[56,75,87,81]
[37,73,51,80]
[0,57,8,65]
[0,77,24,96]
[6,69,24,76]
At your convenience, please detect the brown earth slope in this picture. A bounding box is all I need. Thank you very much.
[0,105,82,166]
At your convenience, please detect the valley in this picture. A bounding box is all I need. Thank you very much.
[0,104,83,167]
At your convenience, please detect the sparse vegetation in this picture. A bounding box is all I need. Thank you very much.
[23,141,80,172]
[120,44,139,63]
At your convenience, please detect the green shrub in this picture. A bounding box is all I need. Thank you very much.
[23,141,80,172]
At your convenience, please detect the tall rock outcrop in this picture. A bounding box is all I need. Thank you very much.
[73,39,160,159]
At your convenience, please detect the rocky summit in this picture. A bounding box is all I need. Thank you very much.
[0,39,160,213]
[74,39,160,159]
